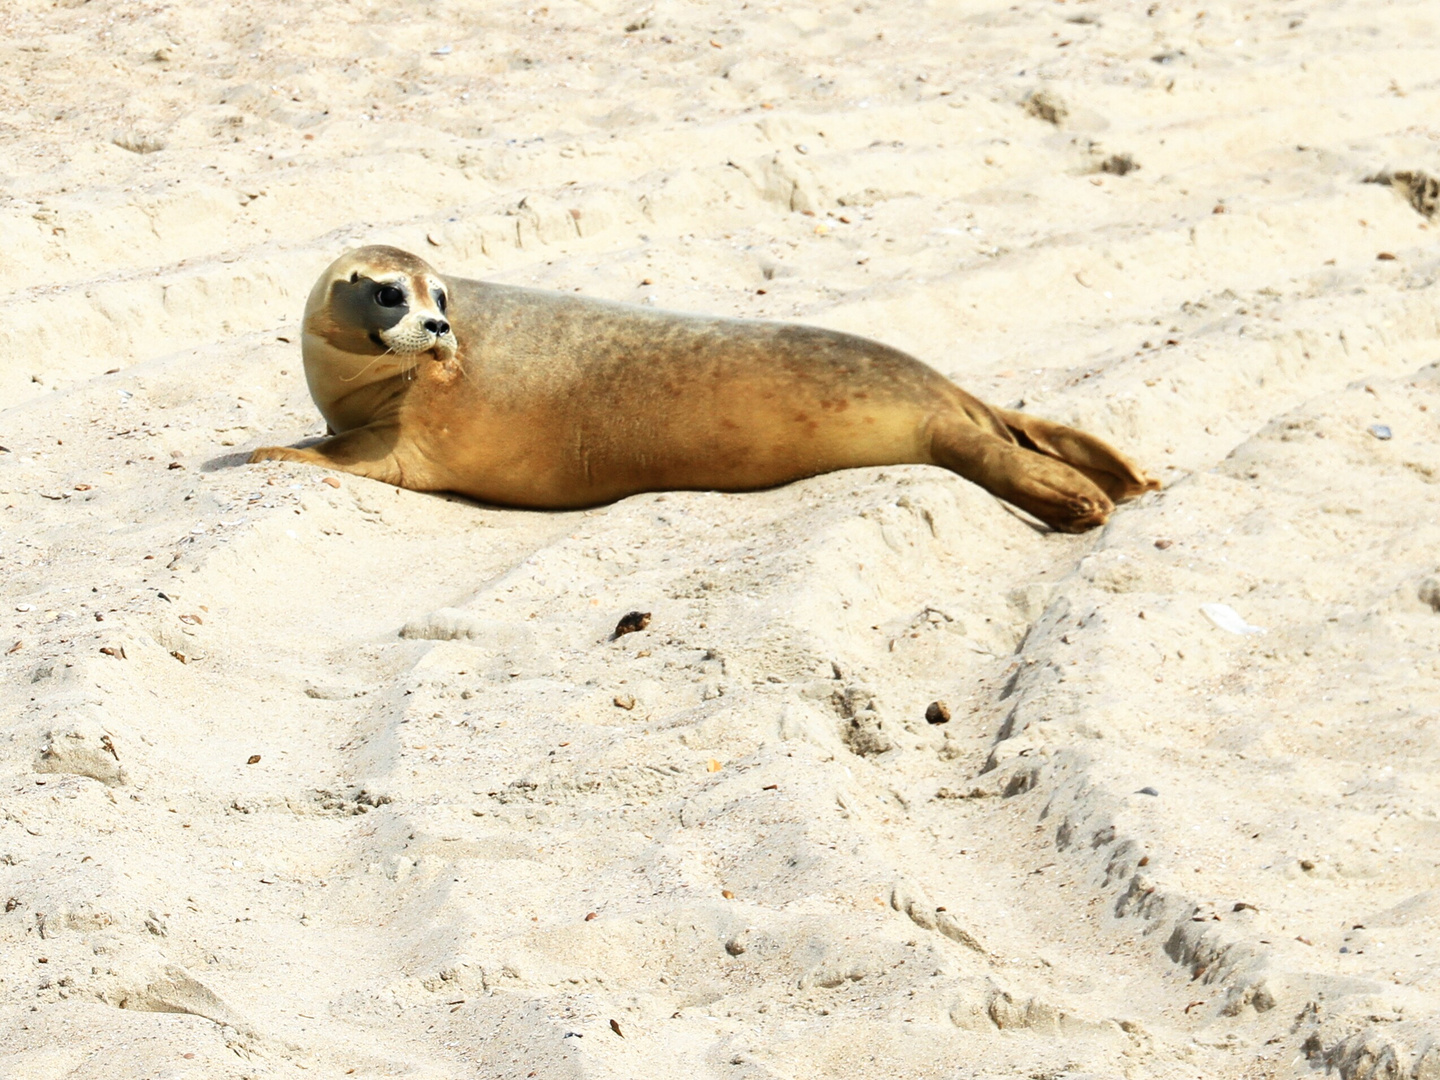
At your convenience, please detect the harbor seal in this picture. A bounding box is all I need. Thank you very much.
[249,245,1158,531]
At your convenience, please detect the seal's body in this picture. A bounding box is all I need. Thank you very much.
[251,246,1158,531]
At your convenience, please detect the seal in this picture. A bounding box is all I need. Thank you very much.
[250,245,1159,531]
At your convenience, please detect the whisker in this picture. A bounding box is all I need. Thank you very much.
[337,344,399,383]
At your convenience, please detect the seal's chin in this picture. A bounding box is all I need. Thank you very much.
[432,334,458,361]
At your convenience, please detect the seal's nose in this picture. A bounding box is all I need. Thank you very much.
[424,319,451,336]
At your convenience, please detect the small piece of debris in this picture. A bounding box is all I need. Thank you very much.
[1099,153,1138,176]
[1154,538,1174,549]
[707,759,722,772]
[1419,577,1440,612]
[247,755,262,765]
[1200,602,1266,636]
[613,694,636,710]
[1299,859,1315,871]
[322,476,341,488]
[1136,786,1160,796]
[609,1019,625,1037]
[112,130,166,154]
[721,889,735,899]
[1233,902,1259,912]
[5,642,20,655]
[584,911,597,921]
[99,646,126,660]
[1024,88,1068,125]
[1365,169,1438,218]
[1376,252,1397,261]
[924,700,951,725]
[935,786,989,800]
[612,611,651,638]
[1369,424,1393,440]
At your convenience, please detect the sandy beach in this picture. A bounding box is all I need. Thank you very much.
[2,0,1439,1076]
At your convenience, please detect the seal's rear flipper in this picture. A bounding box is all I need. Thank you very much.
[994,408,1160,504]
[929,420,1113,533]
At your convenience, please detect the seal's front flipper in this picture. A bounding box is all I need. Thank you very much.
[930,420,1113,533]
[249,426,409,488]
[993,408,1160,504]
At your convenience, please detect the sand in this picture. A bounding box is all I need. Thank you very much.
[2,0,1439,1076]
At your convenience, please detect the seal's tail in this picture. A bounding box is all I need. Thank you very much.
[928,416,1114,533]
[992,407,1161,505]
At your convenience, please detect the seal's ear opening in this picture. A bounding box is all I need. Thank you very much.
[349,271,360,284]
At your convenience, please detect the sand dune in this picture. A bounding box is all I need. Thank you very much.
[2,0,1439,1076]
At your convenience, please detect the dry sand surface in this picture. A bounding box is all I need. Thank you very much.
[2,0,1440,1076]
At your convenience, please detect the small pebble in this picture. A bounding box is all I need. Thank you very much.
[247,755,262,765]
[1376,252,1397,260]
[612,611,651,638]
[613,694,636,710]
[925,701,951,725]
[322,476,341,488]
[609,1019,624,1038]
[1369,424,1393,440]
[1137,786,1159,796]
[721,889,734,899]
[1154,538,1173,550]
[584,912,597,921]
[1300,859,1315,871]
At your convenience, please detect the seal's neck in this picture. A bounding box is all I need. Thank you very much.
[302,332,420,433]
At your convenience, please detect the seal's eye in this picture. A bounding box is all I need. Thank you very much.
[435,292,447,313]
[375,285,404,307]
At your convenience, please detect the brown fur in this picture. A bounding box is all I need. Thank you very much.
[250,246,1159,531]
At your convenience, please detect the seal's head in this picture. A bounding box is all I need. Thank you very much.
[301,246,460,429]
[305,245,458,365]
